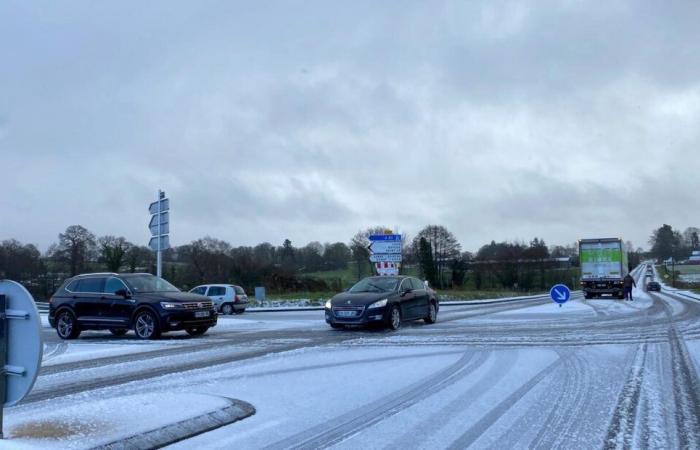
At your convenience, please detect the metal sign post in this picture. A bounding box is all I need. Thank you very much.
[148,190,170,277]
[0,281,44,440]
[1,294,6,439]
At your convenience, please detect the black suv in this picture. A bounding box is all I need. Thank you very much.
[49,273,217,340]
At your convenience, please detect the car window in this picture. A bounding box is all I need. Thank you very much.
[399,279,412,292]
[207,286,226,296]
[348,277,399,293]
[233,286,246,295]
[66,279,80,292]
[104,277,127,295]
[410,278,424,291]
[190,286,207,295]
[76,277,105,293]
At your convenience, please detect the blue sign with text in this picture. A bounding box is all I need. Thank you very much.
[369,234,402,241]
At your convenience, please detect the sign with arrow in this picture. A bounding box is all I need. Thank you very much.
[549,284,571,306]
[149,212,169,236]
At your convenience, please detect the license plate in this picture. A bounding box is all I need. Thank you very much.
[195,311,209,318]
[337,310,356,317]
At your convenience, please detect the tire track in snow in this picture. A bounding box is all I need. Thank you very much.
[264,349,488,450]
[602,343,648,450]
[446,355,567,450]
[388,350,517,449]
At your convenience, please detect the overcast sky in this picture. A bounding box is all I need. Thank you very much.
[2,1,699,253]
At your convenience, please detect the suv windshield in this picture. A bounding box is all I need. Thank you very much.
[349,277,399,293]
[124,274,179,293]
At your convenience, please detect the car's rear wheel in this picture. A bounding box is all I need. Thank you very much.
[56,310,81,340]
[424,302,437,324]
[388,305,401,331]
[221,303,233,315]
[134,310,161,340]
[109,328,128,337]
[186,327,209,336]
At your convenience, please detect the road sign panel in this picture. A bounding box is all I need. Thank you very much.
[148,198,170,215]
[150,222,169,236]
[149,212,170,236]
[369,234,401,242]
[0,280,43,407]
[149,235,170,251]
[369,253,402,263]
[369,241,402,254]
[549,284,571,306]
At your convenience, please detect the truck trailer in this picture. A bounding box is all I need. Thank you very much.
[579,238,629,299]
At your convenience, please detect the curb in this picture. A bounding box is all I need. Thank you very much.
[91,397,255,450]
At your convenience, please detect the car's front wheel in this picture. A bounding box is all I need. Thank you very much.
[109,328,128,337]
[388,305,401,331]
[186,327,209,336]
[221,303,233,315]
[424,302,437,324]
[56,310,81,340]
[134,310,161,340]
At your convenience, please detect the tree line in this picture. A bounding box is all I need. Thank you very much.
[2,223,693,300]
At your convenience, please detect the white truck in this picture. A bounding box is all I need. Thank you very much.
[579,238,629,299]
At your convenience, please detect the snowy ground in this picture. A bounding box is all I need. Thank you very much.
[4,270,700,449]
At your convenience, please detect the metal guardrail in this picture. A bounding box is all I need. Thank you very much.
[35,302,49,313]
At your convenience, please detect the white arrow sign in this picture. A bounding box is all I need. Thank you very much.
[369,241,402,254]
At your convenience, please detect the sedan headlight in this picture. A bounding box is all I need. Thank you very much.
[325,300,332,309]
[368,299,388,309]
[160,302,182,309]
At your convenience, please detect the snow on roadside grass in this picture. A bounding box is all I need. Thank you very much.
[0,393,230,450]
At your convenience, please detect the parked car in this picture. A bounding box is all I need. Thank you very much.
[646,281,661,292]
[49,273,217,340]
[325,276,438,330]
[189,284,248,315]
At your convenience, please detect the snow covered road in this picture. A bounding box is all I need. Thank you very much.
[4,276,700,449]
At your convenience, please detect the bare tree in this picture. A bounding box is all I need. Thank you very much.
[98,236,133,272]
[412,225,461,288]
[50,225,97,276]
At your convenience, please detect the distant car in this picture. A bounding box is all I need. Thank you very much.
[325,276,438,330]
[189,284,248,315]
[646,281,661,292]
[49,273,217,340]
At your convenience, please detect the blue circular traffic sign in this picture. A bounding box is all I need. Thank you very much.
[550,284,571,306]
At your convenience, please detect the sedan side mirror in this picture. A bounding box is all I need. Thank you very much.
[115,289,131,298]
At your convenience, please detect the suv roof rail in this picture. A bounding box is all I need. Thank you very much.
[74,272,120,277]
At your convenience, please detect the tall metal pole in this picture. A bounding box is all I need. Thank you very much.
[0,294,7,439]
[157,190,162,278]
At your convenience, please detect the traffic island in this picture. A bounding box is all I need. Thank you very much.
[2,393,255,449]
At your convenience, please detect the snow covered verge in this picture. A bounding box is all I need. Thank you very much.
[0,393,254,450]
[649,265,700,301]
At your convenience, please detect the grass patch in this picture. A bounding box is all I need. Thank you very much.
[11,419,110,439]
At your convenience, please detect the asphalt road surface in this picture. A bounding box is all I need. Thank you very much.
[12,269,700,449]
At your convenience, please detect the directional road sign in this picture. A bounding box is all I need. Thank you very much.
[550,284,571,306]
[149,212,170,236]
[0,280,43,407]
[149,235,170,251]
[369,253,402,263]
[369,241,402,254]
[369,234,401,242]
[149,197,170,215]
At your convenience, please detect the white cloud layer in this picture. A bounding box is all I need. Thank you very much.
[1,0,699,252]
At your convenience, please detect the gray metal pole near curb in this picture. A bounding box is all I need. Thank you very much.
[1,294,6,439]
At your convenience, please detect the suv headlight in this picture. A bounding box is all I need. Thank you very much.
[160,302,182,309]
[325,300,332,309]
[368,299,388,309]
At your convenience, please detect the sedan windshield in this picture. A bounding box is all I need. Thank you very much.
[349,277,399,293]
[124,274,180,293]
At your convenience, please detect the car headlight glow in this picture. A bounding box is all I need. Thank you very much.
[368,298,388,309]
[160,301,181,309]
[325,300,332,309]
